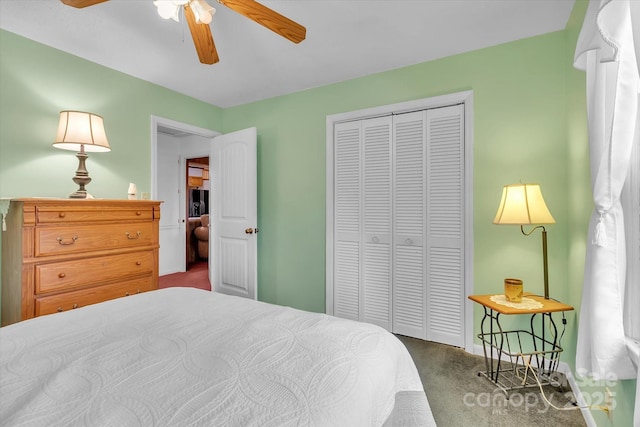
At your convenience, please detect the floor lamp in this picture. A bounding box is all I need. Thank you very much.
[493,183,555,299]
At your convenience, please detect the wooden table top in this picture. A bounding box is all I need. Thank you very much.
[468,293,574,315]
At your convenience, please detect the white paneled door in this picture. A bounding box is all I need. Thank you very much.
[330,104,466,348]
[392,111,427,339]
[362,117,393,331]
[425,105,465,347]
[333,121,362,321]
[210,128,258,299]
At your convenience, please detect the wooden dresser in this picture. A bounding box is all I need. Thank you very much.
[1,198,161,326]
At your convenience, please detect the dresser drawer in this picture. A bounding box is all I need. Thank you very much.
[35,251,155,294]
[35,277,155,316]
[35,222,155,257]
[36,206,154,224]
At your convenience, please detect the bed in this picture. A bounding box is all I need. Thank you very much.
[0,288,435,426]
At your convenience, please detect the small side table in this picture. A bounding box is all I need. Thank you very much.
[468,293,574,395]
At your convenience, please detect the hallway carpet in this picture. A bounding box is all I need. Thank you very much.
[158,261,211,291]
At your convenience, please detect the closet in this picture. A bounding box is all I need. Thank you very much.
[329,103,466,347]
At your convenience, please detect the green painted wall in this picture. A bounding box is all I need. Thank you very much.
[223,33,573,314]
[0,29,223,201]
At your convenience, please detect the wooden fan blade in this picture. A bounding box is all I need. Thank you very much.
[60,0,109,8]
[218,0,306,44]
[184,4,220,65]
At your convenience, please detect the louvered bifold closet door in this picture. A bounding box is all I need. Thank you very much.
[333,121,361,321]
[361,117,392,330]
[426,105,465,347]
[392,111,427,339]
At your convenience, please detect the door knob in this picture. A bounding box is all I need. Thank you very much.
[245,228,254,234]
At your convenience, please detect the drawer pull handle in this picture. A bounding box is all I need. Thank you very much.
[58,212,66,218]
[137,289,141,294]
[405,238,413,245]
[56,236,78,245]
[57,304,77,313]
[126,231,141,240]
[58,273,66,279]
[136,261,142,266]
[126,292,130,296]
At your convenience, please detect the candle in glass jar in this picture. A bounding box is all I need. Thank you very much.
[504,278,523,302]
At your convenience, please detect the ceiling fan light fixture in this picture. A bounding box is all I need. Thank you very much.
[64,0,304,65]
[190,0,215,24]
[154,0,188,22]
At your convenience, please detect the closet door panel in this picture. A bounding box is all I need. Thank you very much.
[362,117,392,329]
[333,122,361,320]
[426,105,465,347]
[392,111,427,338]
[330,101,467,346]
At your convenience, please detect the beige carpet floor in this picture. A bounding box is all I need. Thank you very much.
[398,335,589,427]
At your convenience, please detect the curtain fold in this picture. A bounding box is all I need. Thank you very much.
[574,0,640,424]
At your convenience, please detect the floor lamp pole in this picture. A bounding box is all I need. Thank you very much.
[521,225,550,300]
[541,227,549,300]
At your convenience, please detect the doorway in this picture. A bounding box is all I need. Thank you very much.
[186,156,210,272]
[150,115,219,278]
[152,118,258,298]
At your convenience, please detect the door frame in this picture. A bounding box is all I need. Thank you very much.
[150,115,220,274]
[325,91,474,353]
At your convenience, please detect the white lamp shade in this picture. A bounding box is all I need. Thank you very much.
[493,183,555,225]
[53,111,111,153]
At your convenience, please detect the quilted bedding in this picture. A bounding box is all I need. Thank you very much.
[0,287,435,426]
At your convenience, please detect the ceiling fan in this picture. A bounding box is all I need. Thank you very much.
[60,0,306,65]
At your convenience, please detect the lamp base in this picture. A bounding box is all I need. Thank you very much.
[69,151,92,199]
[69,189,89,199]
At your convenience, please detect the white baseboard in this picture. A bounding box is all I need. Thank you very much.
[470,344,596,427]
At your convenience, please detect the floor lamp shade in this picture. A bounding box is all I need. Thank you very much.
[493,183,555,299]
[493,183,555,225]
[53,111,111,198]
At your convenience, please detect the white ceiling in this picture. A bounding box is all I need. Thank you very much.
[0,0,575,108]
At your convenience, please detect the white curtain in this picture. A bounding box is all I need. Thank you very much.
[573,0,640,424]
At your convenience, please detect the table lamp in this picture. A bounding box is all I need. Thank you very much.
[53,111,111,198]
[493,183,555,299]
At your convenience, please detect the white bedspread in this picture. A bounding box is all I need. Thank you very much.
[0,288,434,426]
